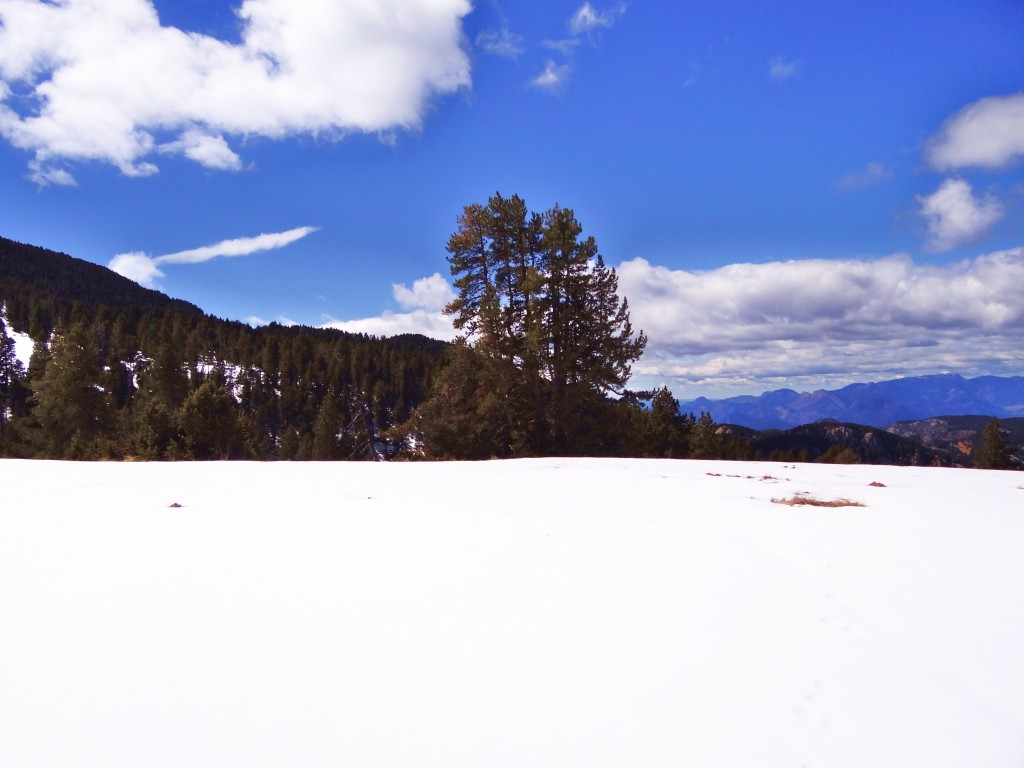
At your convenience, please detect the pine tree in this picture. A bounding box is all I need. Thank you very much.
[127,340,190,459]
[177,378,243,460]
[29,323,110,458]
[647,386,692,458]
[412,341,513,459]
[435,194,647,456]
[975,418,1015,470]
[311,393,342,460]
[689,411,722,459]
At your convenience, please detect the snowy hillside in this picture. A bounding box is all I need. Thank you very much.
[2,458,1022,767]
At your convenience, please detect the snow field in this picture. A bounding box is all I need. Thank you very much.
[1,458,1022,767]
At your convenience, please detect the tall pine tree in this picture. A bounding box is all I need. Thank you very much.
[426,193,647,457]
[29,323,110,458]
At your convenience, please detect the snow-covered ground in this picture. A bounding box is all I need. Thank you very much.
[2,458,1022,767]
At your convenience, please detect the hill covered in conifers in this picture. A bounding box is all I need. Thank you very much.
[0,236,447,460]
[0,236,205,325]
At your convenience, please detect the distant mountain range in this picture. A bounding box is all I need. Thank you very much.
[680,374,1024,430]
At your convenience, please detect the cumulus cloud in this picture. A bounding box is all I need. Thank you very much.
[109,226,318,287]
[769,57,799,81]
[617,249,1024,395]
[917,179,1003,252]
[321,274,457,341]
[108,251,166,287]
[392,273,456,312]
[926,92,1024,171]
[0,0,472,183]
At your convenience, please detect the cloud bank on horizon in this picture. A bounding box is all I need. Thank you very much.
[618,247,1024,393]
[321,273,457,341]
[0,0,471,185]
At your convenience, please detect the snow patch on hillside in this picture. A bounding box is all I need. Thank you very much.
[1,303,34,367]
[1,458,1021,767]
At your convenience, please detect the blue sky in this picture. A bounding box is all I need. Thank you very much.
[2,0,1023,397]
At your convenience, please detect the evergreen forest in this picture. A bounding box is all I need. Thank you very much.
[0,222,729,462]
[0,235,445,460]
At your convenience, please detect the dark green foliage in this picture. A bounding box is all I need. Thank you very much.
[0,236,447,460]
[745,421,943,466]
[646,387,693,457]
[421,193,648,457]
[819,445,860,464]
[0,236,202,331]
[27,324,110,458]
[311,393,343,460]
[178,378,244,460]
[974,418,1015,469]
[412,341,513,459]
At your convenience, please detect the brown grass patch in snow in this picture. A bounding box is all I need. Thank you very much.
[771,492,865,508]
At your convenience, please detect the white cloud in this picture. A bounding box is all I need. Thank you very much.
[108,251,164,287]
[321,274,456,340]
[392,273,456,312]
[917,179,1003,252]
[156,227,318,265]
[160,130,243,171]
[27,160,78,187]
[530,60,572,91]
[926,92,1024,171]
[617,248,1024,395]
[0,0,472,183]
[476,27,524,58]
[108,226,318,286]
[834,161,891,190]
[569,3,625,35]
[769,57,799,80]
[322,309,456,340]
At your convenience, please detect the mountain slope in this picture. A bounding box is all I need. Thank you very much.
[0,236,204,321]
[682,374,1024,429]
[731,420,948,465]
[0,234,448,460]
[888,415,1024,467]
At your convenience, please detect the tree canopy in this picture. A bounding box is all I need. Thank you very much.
[417,193,647,457]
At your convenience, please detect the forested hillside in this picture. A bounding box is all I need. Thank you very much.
[889,415,1024,468]
[0,236,204,323]
[0,236,446,460]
